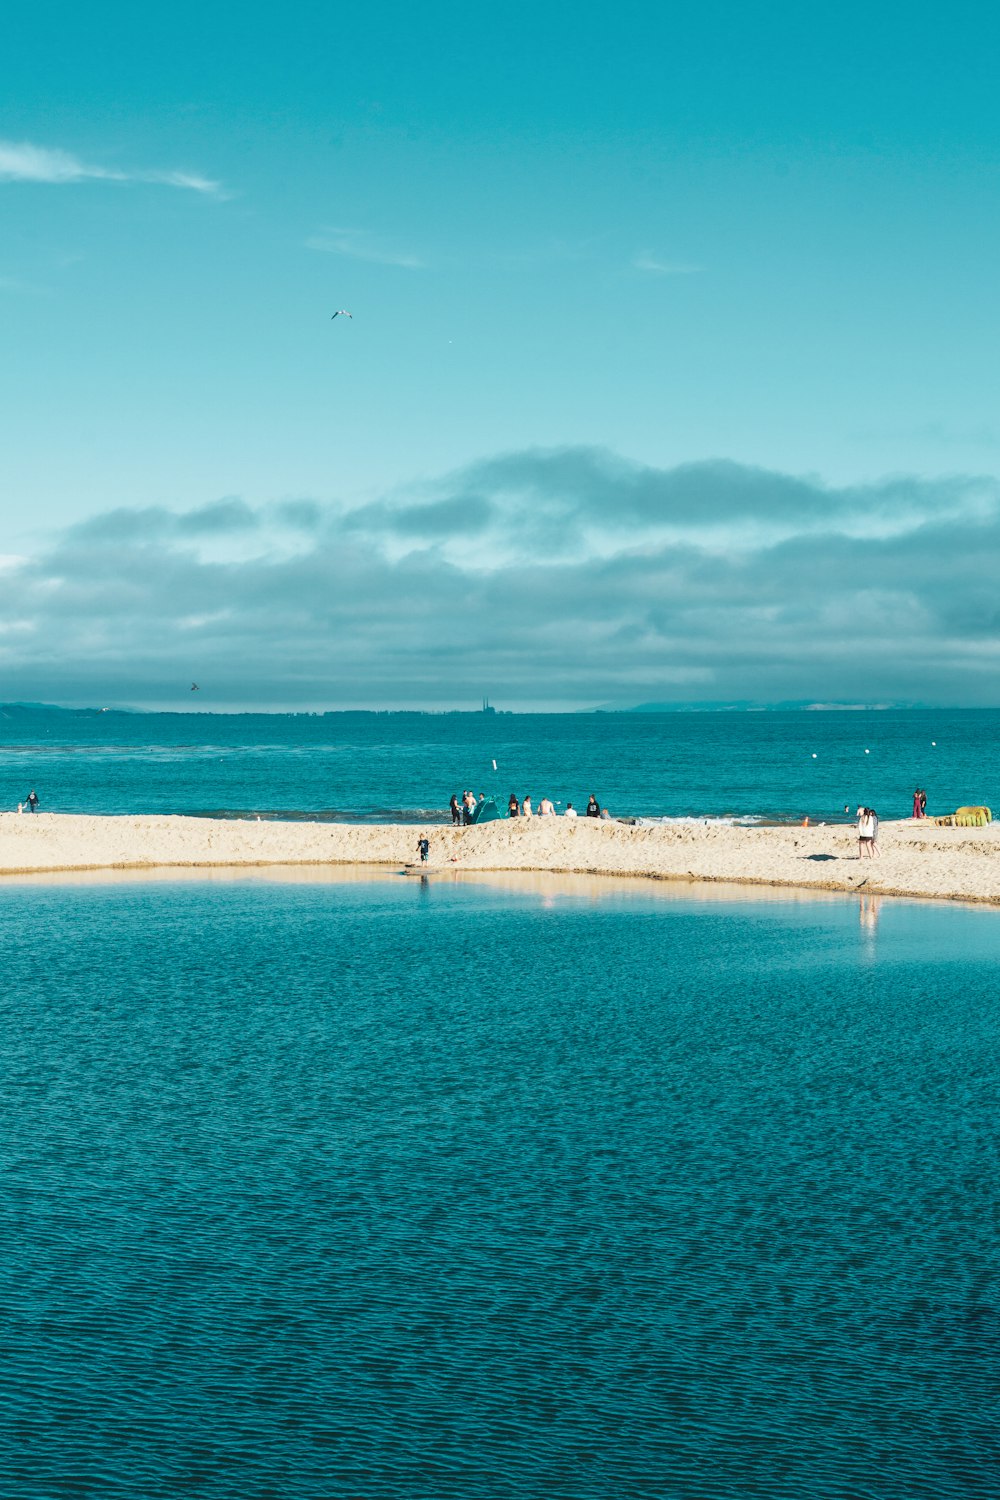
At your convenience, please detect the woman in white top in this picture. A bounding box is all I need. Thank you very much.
[521,794,533,818]
[857,807,881,858]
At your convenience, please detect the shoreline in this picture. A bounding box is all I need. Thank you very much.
[2,811,999,906]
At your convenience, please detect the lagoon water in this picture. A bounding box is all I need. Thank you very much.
[1,873,998,1498]
[1,704,998,824]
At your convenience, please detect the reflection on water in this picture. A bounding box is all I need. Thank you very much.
[0,862,991,927]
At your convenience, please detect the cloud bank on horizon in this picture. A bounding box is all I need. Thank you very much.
[2,447,998,711]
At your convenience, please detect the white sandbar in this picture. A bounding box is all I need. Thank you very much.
[1,812,999,906]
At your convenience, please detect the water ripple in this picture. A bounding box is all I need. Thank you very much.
[0,882,998,1497]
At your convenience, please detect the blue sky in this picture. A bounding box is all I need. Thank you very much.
[3,2,1000,708]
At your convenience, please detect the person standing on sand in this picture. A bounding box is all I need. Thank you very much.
[508,793,520,818]
[857,807,881,858]
[450,794,461,826]
[912,788,924,819]
[416,836,430,863]
[586,795,600,818]
[26,790,39,813]
[919,789,927,817]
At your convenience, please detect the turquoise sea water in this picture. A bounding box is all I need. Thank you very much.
[1,873,998,1498]
[0,705,997,823]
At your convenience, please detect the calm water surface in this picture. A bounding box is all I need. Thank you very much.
[1,876,998,1498]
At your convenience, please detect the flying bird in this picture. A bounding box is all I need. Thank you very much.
[331,310,353,319]
[191,683,199,691]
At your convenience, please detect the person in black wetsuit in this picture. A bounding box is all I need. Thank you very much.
[450,794,461,825]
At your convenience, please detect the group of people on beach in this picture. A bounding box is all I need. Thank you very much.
[507,792,608,820]
[853,789,929,855]
[450,791,484,825]
[448,789,610,823]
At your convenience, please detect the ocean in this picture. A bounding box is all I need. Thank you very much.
[0,704,996,824]
[1,872,997,1499]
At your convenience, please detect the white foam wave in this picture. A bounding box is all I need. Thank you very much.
[634,814,766,828]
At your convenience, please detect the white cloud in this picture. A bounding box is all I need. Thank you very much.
[0,273,46,295]
[0,140,223,196]
[0,141,123,184]
[305,227,423,268]
[140,169,223,196]
[633,252,701,275]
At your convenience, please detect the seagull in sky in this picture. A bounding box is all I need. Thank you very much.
[331,310,353,319]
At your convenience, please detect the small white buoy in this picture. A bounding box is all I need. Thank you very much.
[812,753,817,758]
[932,741,936,746]
[492,759,497,770]
[865,748,869,755]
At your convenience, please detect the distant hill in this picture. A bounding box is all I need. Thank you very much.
[0,702,134,718]
[613,700,925,713]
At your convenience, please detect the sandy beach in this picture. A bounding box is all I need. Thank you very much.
[1,812,999,905]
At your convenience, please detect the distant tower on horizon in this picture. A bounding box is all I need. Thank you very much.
[482,697,496,715]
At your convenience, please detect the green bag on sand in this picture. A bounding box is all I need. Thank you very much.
[954,805,992,827]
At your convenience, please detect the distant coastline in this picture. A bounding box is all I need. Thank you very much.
[1,699,988,719]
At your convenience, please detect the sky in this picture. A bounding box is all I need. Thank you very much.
[3,0,1000,710]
